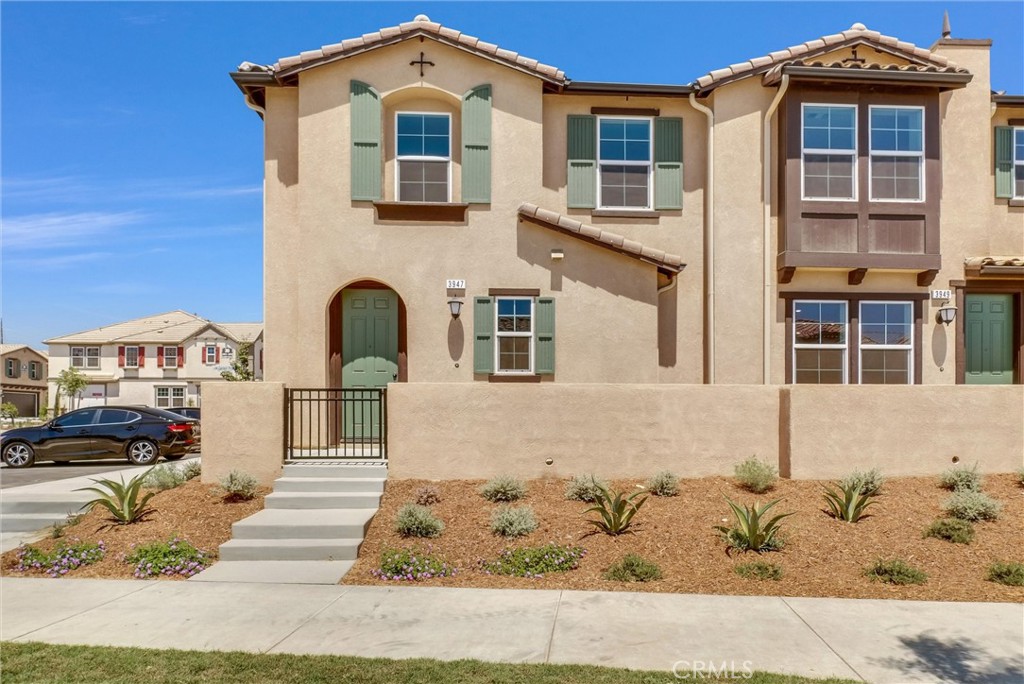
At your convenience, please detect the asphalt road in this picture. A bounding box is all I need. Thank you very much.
[0,455,200,489]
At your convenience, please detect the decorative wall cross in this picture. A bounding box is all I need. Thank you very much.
[410,51,435,77]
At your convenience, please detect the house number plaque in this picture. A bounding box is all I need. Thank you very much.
[446,279,466,289]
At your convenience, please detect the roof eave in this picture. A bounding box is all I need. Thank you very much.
[993,94,1024,106]
[766,65,972,90]
[559,81,694,97]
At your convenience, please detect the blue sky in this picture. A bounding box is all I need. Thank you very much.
[2,1,1022,349]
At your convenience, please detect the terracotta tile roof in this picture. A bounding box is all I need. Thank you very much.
[517,203,685,275]
[238,14,565,85]
[762,59,969,85]
[693,22,964,92]
[964,256,1024,268]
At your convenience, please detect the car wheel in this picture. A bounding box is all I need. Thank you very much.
[162,454,185,461]
[127,440,159,466]
[2,442,35,468]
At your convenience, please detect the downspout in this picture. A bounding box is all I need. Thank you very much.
[689,92,715,384]
[244,93,266,117]
[657,273,678,295]
[762,74,790,385]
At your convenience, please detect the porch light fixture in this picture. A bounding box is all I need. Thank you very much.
[937,304,957,326]
[448,297,464,318]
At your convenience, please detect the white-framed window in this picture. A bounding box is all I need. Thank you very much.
[163,347,178,369]
[495,297,534,374]
[1014,127,1024,199]
[598,116,653,209]
[124,346,139,369]
[71,346,100,369]
[155,386,186,408]
[859,301,913,384]
[802,104,857,200]
[869,106,924,201]
[4,358,16,378]
[396,112,451,202]
[792,301,848,384]
[204,345,217,364]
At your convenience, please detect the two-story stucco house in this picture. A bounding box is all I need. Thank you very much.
[1,345,49,417]
[45,311,263,410]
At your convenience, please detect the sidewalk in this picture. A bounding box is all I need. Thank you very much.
[1,577,1021,683]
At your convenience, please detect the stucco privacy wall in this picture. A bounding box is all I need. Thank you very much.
[201,382,285,486]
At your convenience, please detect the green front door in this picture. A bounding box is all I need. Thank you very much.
[342,289,398,439]
[965,294,1014,385]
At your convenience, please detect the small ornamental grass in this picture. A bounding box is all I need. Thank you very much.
[481,543,586,578]
[143,464,186,491]
[394,504,444,538]
[372,547,456,581]
[939,463,982,492]
[734,456,778,494]
[645,471,680,497]
[490,505,538,538]
[219,470,259,501]
[942,491,1002,522]
[715,498,792,553]
[15,539,105,578]
[864,558,927,585]
[839,468,885,497]
[564,474,607,502]
[734,561,783,581]
[923,518,975,544]
[480,475,527,503]
[414,486,441,506]
[603,554,662,583]
[179,460,202,481]
[125,537,210,578]
[986,561,1024,587]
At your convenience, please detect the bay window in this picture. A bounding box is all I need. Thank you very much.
[869,106,924,201]
[802,104,856,200]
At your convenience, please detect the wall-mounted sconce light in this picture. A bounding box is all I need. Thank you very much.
[937,304,957,326]
[551,248,564,261]
[448,297,464,318]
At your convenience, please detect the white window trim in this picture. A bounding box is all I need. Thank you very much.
[1013,126,1024,200]
[596,115,654,210]
[164,347,178,369]
[85,347,99,369]
[394,111,452,203]
[800,102,858,202]
[792,299,849,384]
[155,386,187,408]
[493,296,535,375]
[868,105,925,203]
[204,345,217,365]
[124,345,140,369]
[857,300,914,384]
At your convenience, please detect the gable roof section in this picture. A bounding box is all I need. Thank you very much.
[44,311,263,346]
[0,344,47,360]
[518,204,685,276]
[217,323,264,343]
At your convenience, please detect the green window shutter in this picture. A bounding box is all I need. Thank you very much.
[654,117,684,210]
[567,115,596,208]
[994,126,1014,199]
[473,297,495,374]
[350,80,382,201]
[462,85,492,204]
[534,297,556,375]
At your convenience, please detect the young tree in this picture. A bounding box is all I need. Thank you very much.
[220,342,255,382]
[1,402,18,425]
[56,367,88,411]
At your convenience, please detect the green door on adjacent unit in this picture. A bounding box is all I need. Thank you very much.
[965,294,1014,384]
[341,289,398,438]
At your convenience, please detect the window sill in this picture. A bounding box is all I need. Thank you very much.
[1009,198,1024,207]
[373,202,470,222]
[487,374,542,383]
[591,209,660,219]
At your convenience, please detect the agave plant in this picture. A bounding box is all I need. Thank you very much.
[714,498,793,553]
[584,483,648,535]
[823,481,878,523]
[76,469,156,526]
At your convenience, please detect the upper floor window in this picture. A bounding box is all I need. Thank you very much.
[4,358,17,378]
[869,106,924,202]
[204,345,218,365]
[396,112,450,202]
[802,104,856,201]
[598,117,652,209]
[163,346,178,369]
[28,362,40,380]
[1015,127,1024,199]
[124,346,139,369]
[71,346,100,369]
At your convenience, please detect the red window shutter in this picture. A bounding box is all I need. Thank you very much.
[118,346,125,367]
[139,346,146,368]
[157,346,164,368]
[215,346,221,363]
[178,347,184,366]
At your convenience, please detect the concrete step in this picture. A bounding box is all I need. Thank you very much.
[218,537,362,561]
[1,494,93,516]
[272,476,386,493]
[264,492,382,509]
[231,508,377,540]
[189,560,355,584]
[282,463,387,479]
[0,513,68,533]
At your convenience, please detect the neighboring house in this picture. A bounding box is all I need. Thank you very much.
[229,14,1022,392]
[0,345,48,417]
[45,311,263,410]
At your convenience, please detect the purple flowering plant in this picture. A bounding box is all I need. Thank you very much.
[125,537,210,578]
[479,543,586,578]
[372,546,456,581]
[14,539,106,578]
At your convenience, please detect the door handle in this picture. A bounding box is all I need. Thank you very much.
[126,426,136,432]
[393,372,398,380]
[78,429,89,434]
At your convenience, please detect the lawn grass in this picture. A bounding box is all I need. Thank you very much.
[0,642,859,684]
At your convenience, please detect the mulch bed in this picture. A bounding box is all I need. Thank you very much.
[344,474,1024,602]
[0,480,266,580]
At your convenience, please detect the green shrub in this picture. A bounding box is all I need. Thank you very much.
[373,547,456,581]
[646,471,679,497]
[923,518,975,544]
[865,558,927,585]
[942,491,1002,522]
[126,537,209,578]
[987,561,1024,587]
[481,543,586,578]
[414,486,441,506]
[839,468,884,496]
[584,483,648,535]
[394,504,444,538]
[564,474,607,502]
[823,481,878,523]
[179,460,202,481]
[939,463,982,492]
[734,456,778,494]
[219,470,259,501]
[490,505,538,538]
[76,469,156,525]
[143,464,186,491]
[14,539,105,578]
[714,498,792,552]
[480,475,527,503]
[735,561,783,581]
[603,554,662,582]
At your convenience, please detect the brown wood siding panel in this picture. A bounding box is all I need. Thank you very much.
[801,213,858,252]
[868,216,926,253]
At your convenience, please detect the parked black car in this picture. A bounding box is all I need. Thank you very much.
[165,407,201,421]
[0,406,198,468]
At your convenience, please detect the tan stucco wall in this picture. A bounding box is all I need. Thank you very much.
[201,382,284,486]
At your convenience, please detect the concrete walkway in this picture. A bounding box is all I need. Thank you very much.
[1,577,1020,683]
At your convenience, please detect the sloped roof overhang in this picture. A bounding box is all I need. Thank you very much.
[763,62,972,90]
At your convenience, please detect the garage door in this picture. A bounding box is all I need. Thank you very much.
[1,391,38,417]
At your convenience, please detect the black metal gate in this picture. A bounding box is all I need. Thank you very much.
[285,388,386,460]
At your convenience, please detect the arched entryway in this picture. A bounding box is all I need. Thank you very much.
[326,280,408,390]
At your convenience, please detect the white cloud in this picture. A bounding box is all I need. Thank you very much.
[5,251,114,269]
[2,174,261,205]
[1,211,145,250]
